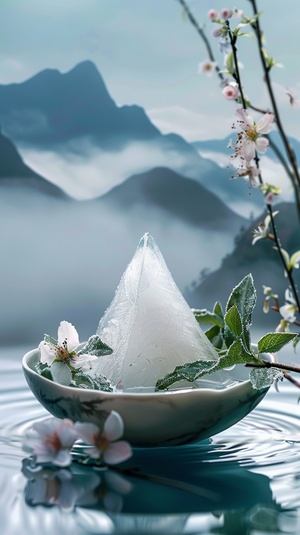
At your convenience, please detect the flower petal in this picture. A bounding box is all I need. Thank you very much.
[103,441,132,465]
[51,362,72,385]
[255,136,269,153]
[236,108,253,130]
[39,342,56,366]
[57,321,79,351]
[241,138,255,162]
[54,449,72,467]
[103,411,124,442]
[256,113,274,134]
[71,354,98,370]
[74,422,99,445]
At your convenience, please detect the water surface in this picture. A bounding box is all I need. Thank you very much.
[1,346,300,534]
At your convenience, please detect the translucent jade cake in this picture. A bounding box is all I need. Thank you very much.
[93,234,219,390]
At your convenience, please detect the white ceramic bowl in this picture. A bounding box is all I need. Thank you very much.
[22,348,270,447]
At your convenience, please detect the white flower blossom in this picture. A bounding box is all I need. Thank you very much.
[233,108,274,164]
[279,289,298,323]
[39,321,97,385]
[75,411,132,465]
[198,60,217,77]
[252,211,278,245]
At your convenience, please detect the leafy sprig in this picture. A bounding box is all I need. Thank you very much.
[156,275,297,391]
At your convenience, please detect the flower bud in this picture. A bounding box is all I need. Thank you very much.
[208,9,219,21]
[221,8,233,20]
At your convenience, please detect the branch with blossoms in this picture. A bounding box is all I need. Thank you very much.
[176,1,300,382]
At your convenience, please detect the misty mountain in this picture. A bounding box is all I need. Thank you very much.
[0,162,246,345]
[0,61,257,217]
[99,166,246,231]
[188,202,300,329]
[0,131,66,198]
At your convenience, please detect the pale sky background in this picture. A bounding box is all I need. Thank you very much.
[0,0,299,142]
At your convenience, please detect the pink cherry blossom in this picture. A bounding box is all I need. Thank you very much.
[234,108,274,163]
[208,9,219,21]
[222,83,239,100]
[221,8,233,20]
[23,418,77,466]
[75,411,132,465]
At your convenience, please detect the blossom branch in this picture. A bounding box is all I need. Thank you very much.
[249,0,300,211]
[176,0,226,84]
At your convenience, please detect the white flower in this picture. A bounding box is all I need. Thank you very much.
[198,60,217,77]
[252,211,278,245]
[234,109,274,163]
[39,321,97,385]
[233,162,260,188]
[75,411,132,465]
[279,289,298,323]
[23,418,77,467]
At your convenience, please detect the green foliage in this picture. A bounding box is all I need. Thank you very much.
[78,335,113,357]
[156,274,297,391]
[71,371,113,392]
[35,362,53,380]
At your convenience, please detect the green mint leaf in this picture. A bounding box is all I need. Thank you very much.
[224,304,243,338]
[35,361,53,380]
[213,301,224,321]
[78,335,113,357]
[44,334,58,347]
[204,324,224,349]
[249,367,283,390]
[257,332,297,354]
[71,371,113,392]
[226,274,256,327]
[193,309,223,328]
[155,359,217,391]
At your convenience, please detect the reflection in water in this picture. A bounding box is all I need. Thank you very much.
[1,353,300,534]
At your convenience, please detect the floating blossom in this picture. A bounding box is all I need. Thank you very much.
[208,9,219,20]
[75,411,132,465]
[279,289,298,323]
[198,60,217,77]
[252,212,278,245]
[222,82,239,100]
[233,109,274,163]
[23,418,77,467]
[39,321,97,385]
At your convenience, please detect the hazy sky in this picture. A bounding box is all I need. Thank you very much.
[0,0,299,141]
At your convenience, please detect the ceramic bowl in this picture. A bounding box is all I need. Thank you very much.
[22,348,270,447]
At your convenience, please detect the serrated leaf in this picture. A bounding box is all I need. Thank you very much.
[258,332,297,354]
[155,339,259,391]
[224,305,243,338]
[226,274,256,326]
[44,334,58,347]
[227,339,258,364]
[78,335,113,357]
[205,325,224,349]
[155,359,217,391]
[71,371,113,392]
[249,367,283,390]
[193,309,223,327]
[213,301,224,320]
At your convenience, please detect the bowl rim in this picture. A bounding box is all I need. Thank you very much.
[22,347,267,398]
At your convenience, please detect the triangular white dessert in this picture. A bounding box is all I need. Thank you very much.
[93,234,219,389]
